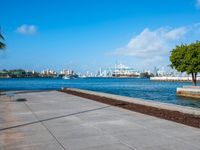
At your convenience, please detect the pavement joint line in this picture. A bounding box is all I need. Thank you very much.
[88,112,197,150]
[85,120,138,150]
[23,102,67,150]
[62,89,200,128]
[2,91,200,150]
[76,107,140,150]
[0,105,110,132]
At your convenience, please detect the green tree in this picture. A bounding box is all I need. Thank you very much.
[170,41,200,86]
[0,29,6,49]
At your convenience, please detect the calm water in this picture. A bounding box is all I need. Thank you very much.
[0,77,200,108]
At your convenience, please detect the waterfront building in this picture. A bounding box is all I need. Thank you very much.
[41,69,57,77]
[156,67,166,76]
[60,69,74,76]
[60,69,78,79]
[86,71,94,77]
[0,70,10,78]
[97,67,112,77]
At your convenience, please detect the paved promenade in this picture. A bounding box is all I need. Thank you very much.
[0,91,200,150]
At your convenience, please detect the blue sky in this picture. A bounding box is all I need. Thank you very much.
[1,0,200,72]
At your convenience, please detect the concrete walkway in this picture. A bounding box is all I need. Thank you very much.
[0,91,200,150]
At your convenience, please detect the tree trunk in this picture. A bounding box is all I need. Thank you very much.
[191,72,197,86]
[194,73,197,86]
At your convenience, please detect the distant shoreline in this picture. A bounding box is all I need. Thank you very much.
[150,76,200,82]
[0,76,142,79]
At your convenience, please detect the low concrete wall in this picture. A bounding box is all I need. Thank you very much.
[61,88,200,128]
[177,86,200,99]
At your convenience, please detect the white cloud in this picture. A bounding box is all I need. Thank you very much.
[113,27,187,58]
[164,27,187,40]
[196,0,200,8]
[16,24,37,35]
[108,23,200,70]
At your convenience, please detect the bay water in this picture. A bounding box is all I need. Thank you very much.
[0,77,200,108]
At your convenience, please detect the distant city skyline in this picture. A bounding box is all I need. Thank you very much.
[1,0,200,72]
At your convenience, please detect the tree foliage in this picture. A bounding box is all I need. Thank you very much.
[170,41,200,86]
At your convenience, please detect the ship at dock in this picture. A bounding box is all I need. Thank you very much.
[112,64,140,78]
[97,63,140,78]
[60,69,78,79]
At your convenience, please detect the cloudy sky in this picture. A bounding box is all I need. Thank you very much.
[1,0,200,72]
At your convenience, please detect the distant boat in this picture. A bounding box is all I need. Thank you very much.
[79,75,87,78]
[63,76,71,79]
[62,74,79,79]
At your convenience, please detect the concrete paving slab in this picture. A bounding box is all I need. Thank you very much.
[0,96,38,129]
[0,91,200,150]
[0,124,63,150]
[14,91,108,121]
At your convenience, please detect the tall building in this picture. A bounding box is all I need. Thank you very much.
[41,69,57,76]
